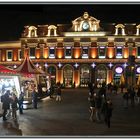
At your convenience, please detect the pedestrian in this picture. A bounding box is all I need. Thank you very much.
[11,93,18,120]
[88,94,96,122]
[31,88,38,109]
[1,90,11,121]
[56,82,62,101]
[18,92,24,114]
[129,87,135,107]
[123,90,129,108]
[137,87,140,104]
[95,94,102,122]
[102,98,113,128]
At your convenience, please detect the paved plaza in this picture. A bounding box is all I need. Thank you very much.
[0,88,140,137]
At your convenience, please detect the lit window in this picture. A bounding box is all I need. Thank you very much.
[116,46,123,58]
[49,47,55,58]
[65,47,72,58]
[7,50,12,61]
[82,47,88,58]
[30,48,35,59]
[99,46,106,58]
[18,50,21,60]
[137,47,140,58]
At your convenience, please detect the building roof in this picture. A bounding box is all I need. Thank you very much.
[16,55,44,75]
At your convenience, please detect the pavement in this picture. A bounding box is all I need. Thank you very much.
[0,88,140,137]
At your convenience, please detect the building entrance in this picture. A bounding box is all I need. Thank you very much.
[95,65,107,85]
[80,65,90,87]
[63,65,73,87]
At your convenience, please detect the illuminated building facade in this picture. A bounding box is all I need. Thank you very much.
[1,12,140,87]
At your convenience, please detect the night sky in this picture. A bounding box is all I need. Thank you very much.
[0,4,140,41]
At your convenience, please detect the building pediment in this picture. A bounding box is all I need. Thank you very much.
[72,12,101,32]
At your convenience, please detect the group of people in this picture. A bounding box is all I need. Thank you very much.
[0,87,39,121]
[1,90,24,121]
[49,82,62,102]
[88,82,113,128]
[123,86,140,108]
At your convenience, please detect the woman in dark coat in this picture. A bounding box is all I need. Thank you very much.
[1,90,11,121]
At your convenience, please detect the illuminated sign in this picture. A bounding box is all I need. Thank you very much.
[136,67,140,73]
[115,67,123,74]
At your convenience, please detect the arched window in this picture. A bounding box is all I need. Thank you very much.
[63,65,73,87]
[136,24,140,35]
[27,26,38,37]
[95,65,107,85]
[115,24,125,35]
[80,65,90,87]
[48,25,57,36]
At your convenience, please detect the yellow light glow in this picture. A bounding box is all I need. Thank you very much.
[91,48,97,58]
[43,49,48,58]
[2,56,5,61]
[36,50,40,59]
[107,48,114,59]
[64,32,106,37]
[124,48,129,58]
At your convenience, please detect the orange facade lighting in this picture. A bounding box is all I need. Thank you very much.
[56,48,64,59]
[35,49,40,59]
[73,48,81,58]
[107,47,114,58]
[43,48,48,59]
[132,48,136,56]
[90,48,97,58]
[123,47,129,58]
[74,70,79,87]
[13,49,18,61]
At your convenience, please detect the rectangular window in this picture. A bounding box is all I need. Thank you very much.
[82,47,88,58]
[18,50,21,60]
[99,46,106,58]
[65,47,72,58]
[7,50,12,61]
[137,47,140,58]
[116,46,123,58]
[30,48,35,59]
[49,47,55,58]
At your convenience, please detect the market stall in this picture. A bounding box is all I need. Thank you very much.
[0,65,20,97]
[15,55,48,108]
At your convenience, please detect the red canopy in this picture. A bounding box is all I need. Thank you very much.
[0,65,17,74]
[16,55,45,76]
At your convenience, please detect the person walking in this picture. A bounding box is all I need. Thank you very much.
[137,87,140,104]
[129,87,135,107]
[11,93,18,120]
[1,90,11,121]
[88,94,96,122]
[102,98,113,128]
[31,88,38,109]
[123,90,129,108]
[95,94,102,122]
[18,92,24,114]
[56,82,62,101]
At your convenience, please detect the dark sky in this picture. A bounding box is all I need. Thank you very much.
[1,4,140,41]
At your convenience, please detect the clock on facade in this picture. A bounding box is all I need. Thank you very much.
[82,22,89,30]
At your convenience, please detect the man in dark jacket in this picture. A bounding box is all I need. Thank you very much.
[1,90,11,121]
[32,89,38,109]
